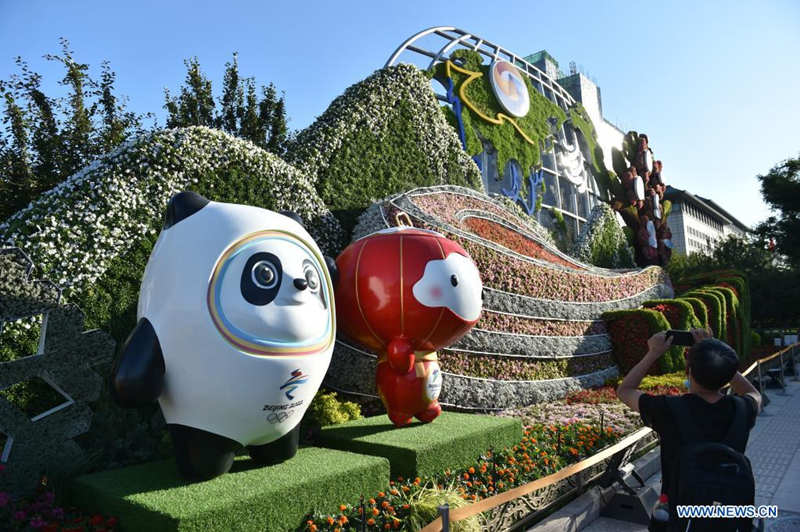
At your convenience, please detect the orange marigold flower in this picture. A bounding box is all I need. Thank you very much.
[463,473,470,480]
[310,526,318,532]
[384,524,391,530]
[369,498,376,505]
[327,517,335,525]
[372,507,380,516]
[402,486,410,492]
[339,504,347,512]
[382,501,389,509]
[378,491,385,498]
[367,518,376,526]
[402,504,410,510]
[339,516,348,525]
[469,467,475,474]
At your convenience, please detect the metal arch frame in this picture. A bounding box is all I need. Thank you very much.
[385,26,576,107]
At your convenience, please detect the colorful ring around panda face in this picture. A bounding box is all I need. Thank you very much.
[207,229,335,357]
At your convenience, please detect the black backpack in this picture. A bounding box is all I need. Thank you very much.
[665,395,755,532]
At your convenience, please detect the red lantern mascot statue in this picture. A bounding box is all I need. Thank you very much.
[335,227,483,426]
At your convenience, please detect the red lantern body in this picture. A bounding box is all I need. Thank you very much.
[335,227,482,426]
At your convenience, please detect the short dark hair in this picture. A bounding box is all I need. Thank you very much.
[687,339,739,390]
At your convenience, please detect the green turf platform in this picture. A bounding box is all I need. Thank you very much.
[68,447,389,532]
[316,412,523,478]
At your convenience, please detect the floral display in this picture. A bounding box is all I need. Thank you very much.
[439,350,615,381]
[571,203,635,269]
[0,127,343,296]
[302,423,621,531]
[0,467,118,532]
[382,192,669,302]
[501,402,643,436]
[478,311,605,336]
[462,217,582,269]
[286,65,483,234]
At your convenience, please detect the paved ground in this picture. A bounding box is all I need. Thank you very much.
[581,377,800,531]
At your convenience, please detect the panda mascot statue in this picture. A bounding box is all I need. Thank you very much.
[111,191,337,480]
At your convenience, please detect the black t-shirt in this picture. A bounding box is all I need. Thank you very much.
[639,393,758,499]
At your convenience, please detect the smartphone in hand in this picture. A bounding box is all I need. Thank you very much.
[666,329,695,346]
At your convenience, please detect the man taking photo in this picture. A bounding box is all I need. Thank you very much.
[617,328,762,531]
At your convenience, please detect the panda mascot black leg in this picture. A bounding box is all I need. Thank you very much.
[246,424,300,465]
[168,424,241,481]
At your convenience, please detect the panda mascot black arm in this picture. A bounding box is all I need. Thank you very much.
[110,317,165,407]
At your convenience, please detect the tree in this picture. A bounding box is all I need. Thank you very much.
[0,39,151,221]
[46,38,94,177]
[756,155,800,268]
[164,57,215,128]
[163,55,289,155]
[217,53,243,135]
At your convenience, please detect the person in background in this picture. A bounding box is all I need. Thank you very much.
[617,329,761,531]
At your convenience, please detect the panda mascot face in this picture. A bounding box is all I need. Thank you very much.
[209,229,332,354]
[112,192,336,480]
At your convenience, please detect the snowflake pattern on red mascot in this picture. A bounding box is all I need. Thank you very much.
[335,227,483,426]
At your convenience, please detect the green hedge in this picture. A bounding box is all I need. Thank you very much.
[316,412,523,479]
[684,289,726,342]
[69,448,390,532]
[676,270,751,358]
[678,296,709,330]
[602,308,683,375]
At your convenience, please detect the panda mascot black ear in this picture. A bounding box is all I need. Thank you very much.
[325,255,339,288]
[164,191,210,229]
[279,210,305,228]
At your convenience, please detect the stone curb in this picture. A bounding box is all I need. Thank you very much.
[452,329,611,358]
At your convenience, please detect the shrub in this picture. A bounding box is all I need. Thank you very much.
[407,485,482,532]
[751,331,761,347]
[602,309,683,374]
[305,390,362,427]
[287,64,483,237]
[571,203,635,268]
[677,296,709,330]
[683,289,726,341]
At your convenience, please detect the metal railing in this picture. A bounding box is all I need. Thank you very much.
[422,343,800,531]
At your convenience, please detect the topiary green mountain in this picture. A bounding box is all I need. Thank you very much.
[286,64,484,237]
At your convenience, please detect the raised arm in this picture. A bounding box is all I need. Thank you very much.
[616,331,673,412]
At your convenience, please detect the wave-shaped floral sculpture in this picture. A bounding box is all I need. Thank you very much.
[327,185,673,410]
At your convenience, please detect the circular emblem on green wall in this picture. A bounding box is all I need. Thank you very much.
[490,60,530,118]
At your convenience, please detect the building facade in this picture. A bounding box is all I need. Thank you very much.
[664,186,749,255]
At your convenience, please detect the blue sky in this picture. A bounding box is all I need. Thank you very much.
[1,0,798,228]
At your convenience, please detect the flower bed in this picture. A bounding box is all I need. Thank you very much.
[0,467,118,532]
[461,216,581,269]
[304,423,621,531]
[478,311,605,336]
[438,350,615,381]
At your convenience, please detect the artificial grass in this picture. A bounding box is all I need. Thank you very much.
[316,411,523,479]
[68,447,389,532]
